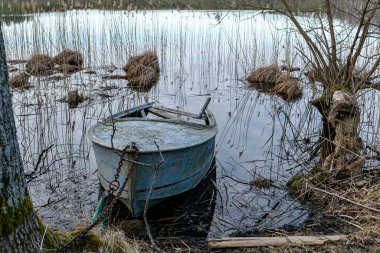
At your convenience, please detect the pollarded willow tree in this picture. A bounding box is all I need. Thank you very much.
[248,0,380,177]
[0,25,43,252]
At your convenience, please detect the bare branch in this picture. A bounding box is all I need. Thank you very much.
[279,0,329,81]
[324,0,338,71]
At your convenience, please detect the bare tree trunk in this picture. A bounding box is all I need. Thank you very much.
[0,25,42,252]
[310,96,335,162]
[320,117,335,162]
[322,90,365,174]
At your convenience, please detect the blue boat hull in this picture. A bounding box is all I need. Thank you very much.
[93,136,216,217]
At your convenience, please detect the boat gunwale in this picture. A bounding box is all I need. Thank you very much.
[87,109,218,153]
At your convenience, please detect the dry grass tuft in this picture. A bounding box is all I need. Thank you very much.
[9,72,32,90]
[98,228,146,253]
[246,64,303,102]
[26,54,54,76]
[123,50,160,92]
[63,90,85,108]
[246,64,279,91]
[273,78,303,102]
[53,49,83,67]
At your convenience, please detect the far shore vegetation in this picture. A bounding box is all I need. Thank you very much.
[1,0,352,15]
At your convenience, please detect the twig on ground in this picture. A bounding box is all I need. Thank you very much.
[311,186,380,213]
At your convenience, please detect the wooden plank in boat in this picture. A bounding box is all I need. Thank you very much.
[154,106,204,119]
[147,107,176,119]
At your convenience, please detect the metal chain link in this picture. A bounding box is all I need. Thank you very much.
[53,143,139,253]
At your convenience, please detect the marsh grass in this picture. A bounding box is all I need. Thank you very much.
[99,228,148,253]
[44,224,147,253]
[9,72,31,89]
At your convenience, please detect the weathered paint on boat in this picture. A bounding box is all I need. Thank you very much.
[88,108,217,217]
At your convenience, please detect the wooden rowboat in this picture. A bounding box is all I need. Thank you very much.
[87,100,217,217]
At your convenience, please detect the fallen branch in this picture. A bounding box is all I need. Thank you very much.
[208,235,347,248]
[311,186,380,213]
[143,140,164,253]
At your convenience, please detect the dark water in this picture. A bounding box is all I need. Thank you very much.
[3,10,318,238]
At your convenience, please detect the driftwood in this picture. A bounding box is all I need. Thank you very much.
[208,235,347,249]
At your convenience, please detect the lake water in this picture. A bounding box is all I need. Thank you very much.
[3,9,328,238]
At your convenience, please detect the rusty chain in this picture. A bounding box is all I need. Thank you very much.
[53,143,139,253]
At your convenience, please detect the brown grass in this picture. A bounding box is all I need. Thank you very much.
[66,90,85,108]
[246,64,303,102]
[123,50,160,92]
[26,54,54,76]
[53,49,83,67]
[9,72,32,90]
[273,79,303,102]
[246,64,280,91]
[98,228,147,253]
[223,172,380,253]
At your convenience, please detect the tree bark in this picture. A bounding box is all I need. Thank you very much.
[309,96,335,162]
[0,24,42,252]
[322,90,364,174]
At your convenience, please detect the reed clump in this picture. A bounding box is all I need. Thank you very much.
[273,79,303,102]
[9,72,32,90]
[246,64,302,102]
[53,49,83,67]
[123,50,160,92]
[246,64,279,91]
[64,90,85,108]
[26,54,54,76]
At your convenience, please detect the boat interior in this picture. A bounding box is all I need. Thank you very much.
[109,99,212,126]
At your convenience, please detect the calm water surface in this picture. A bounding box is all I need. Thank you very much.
[3,10,320,237]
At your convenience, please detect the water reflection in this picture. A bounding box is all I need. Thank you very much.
[3,10,311,236]
[148,164,216,249]
[1,14,32,25]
